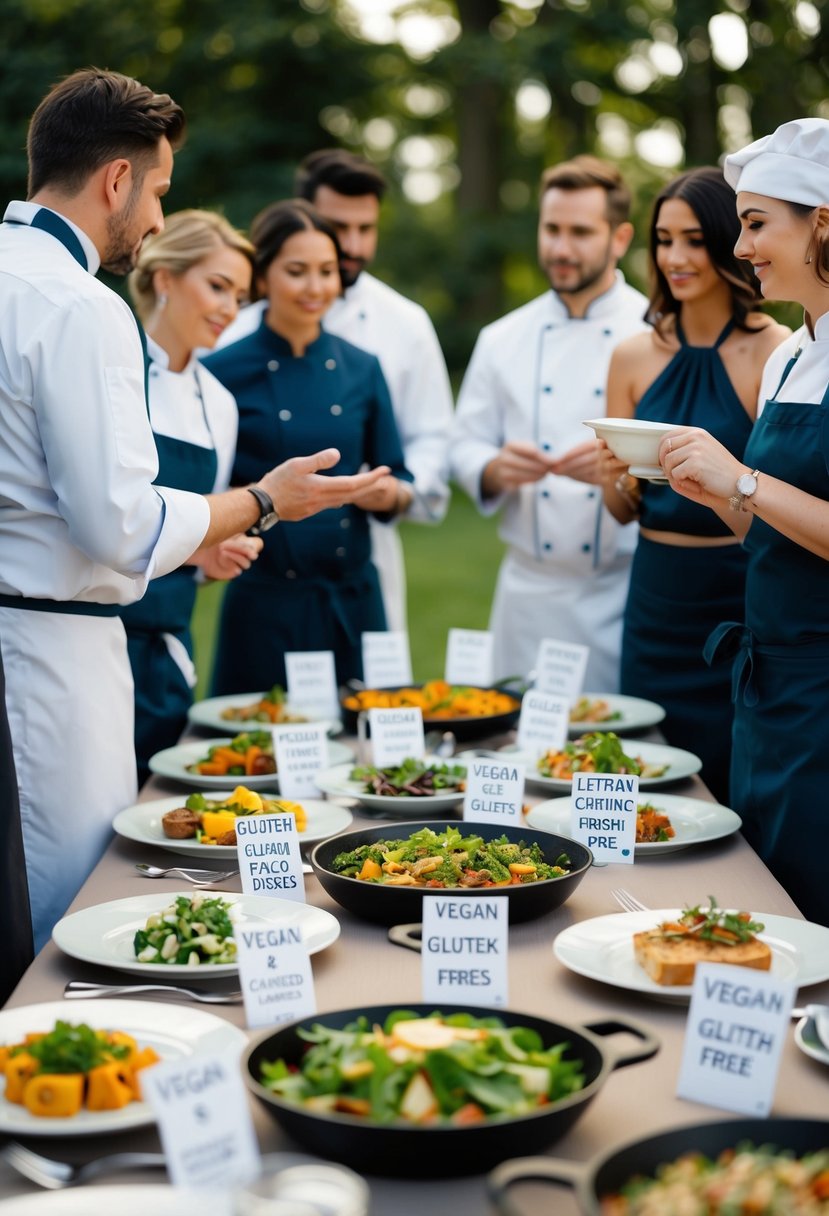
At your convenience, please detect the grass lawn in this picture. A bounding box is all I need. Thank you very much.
[191,489,505,698]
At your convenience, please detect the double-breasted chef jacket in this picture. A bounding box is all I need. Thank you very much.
[0,202,208,951]
[217,271,453,630]
[451,274,649,691]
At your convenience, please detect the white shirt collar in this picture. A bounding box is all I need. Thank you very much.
[146,333,199,375]
[3,200,101,274]
[547,269,629,321]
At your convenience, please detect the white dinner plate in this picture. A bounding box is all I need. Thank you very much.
[494,739,702,793]
[1,1190,231,1215]
[53,892,340,977]
[553,909,829,1000]
[568,693,665,737]
[526,793,741,854]
[148,738,354,788]
[795,1016,829,1068]
[188,692,341,736]
[314,758,466,814]
[0,999,245,1139]
[113,793,353,858]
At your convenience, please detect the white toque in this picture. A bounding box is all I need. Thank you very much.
[724,117,829,207]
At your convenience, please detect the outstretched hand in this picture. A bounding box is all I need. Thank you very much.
[260,448,392,521]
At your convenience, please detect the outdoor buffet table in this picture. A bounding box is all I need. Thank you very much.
[3,730,828,1213]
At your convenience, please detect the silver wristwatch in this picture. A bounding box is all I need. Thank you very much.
[245,485,279,535]
[729,468,760,513]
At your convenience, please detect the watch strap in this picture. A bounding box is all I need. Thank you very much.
[729,468,760,513]
[246,485,278,535]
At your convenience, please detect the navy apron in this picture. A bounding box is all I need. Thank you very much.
[705,352,829,925]
[120,365,218,784]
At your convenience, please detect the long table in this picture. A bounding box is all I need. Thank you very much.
[3,737,828,1212]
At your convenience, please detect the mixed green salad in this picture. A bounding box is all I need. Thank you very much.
[332,825,571,888]
[538,732,667,779]
[350,757,467,797]
[133,892,237,965]
[259,1009,586,1125]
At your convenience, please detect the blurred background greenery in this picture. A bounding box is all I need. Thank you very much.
[3,0,826,685]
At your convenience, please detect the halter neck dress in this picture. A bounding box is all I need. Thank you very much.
[620,319,752,803]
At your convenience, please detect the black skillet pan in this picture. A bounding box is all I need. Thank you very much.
[310,819,593,926]
[243,1004,659,1178]
[339,683,523,742]
[488,1117,829,1214]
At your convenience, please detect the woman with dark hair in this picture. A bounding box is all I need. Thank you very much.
[659,119,829,924]
[602,167,788,801]
[203,199,412,691]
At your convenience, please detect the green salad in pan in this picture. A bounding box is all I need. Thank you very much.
[260,1009,586,1125]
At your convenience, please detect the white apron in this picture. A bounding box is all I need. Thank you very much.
[0,607,136,951]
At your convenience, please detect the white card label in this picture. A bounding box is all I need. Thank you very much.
[516,689,569,759]
[271,723,327,799]
[570,771,637,864]
[463,758,525,824]
[677,962,795,1116]
[285,650,339,719]
[534,638,589,702]
[444,628,495,687]
[235,920,317,1030]
[141,1051,260,1190]
[368,706,425,767]
[236,813,305,902]
[361,630,413,688]
[421,894,508,1007]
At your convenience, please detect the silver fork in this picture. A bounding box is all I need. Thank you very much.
[611,888,650,913]
[64,980,243,1003]
[134,862,239,884]
[2,1140,166,1189]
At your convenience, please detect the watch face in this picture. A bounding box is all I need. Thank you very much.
[737,472,757,496]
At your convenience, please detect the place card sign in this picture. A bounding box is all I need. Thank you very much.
[570,771,637,864]
[445,628,494,687]
[285,650,339,719]
[516,689,569,758]
[463,758,525,825]
[361,630,413,689]
[234,920,317,1030]
[368,706,424,768]
[142,1051,260,1190]
[236,813,305,902]
[677,962,796,1116]
[271,722,327,799]
[422,894,508,1007]
[534,638,589,703]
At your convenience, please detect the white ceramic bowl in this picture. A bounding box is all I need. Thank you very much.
[585,417,675,480]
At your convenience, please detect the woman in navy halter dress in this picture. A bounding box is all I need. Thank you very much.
[603,169,789,803]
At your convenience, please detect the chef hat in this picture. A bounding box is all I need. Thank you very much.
[723,117,829,206]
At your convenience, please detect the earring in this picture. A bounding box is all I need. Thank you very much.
[157,292,168,310]
[806,255,813,264]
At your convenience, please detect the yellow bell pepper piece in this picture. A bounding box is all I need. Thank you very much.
[22,1073,84,1118]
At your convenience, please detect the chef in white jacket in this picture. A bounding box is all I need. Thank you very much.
[217,150,454,630]
[451,156,649,691]
[0,70,394,950]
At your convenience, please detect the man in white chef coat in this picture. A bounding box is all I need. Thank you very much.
[451,156,648,691]
[218,149,454,631]
[0,69,393,951]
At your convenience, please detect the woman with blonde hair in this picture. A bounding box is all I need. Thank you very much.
[123,209,261,782]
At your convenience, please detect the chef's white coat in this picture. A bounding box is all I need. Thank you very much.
[0,202,209,950]
[218,272,453,629]
[451,275,649,691]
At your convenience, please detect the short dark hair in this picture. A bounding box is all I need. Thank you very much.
[27,68,185,198]
[647,166,762,332]
[250,199,341,284]
[294,149,387,203]
[540,155,631,227]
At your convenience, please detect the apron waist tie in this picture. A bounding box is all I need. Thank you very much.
[704,621,758,708]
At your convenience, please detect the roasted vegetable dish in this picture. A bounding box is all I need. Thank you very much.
[331,825,572,888]
[187,731,275,778]
[0,1020,159,1118]
[162,785,306,846]
[350,757,467,797]
[538,732,667,780]
[342,680,519,720]
[220,685,308,725]
[601,1145,829,1214]
[635,802,675,843]
[133,892,237,966]
[569,697,622,724]
[259,1009,585,1125]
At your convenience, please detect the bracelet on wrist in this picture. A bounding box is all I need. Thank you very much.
[614,472,641,513]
